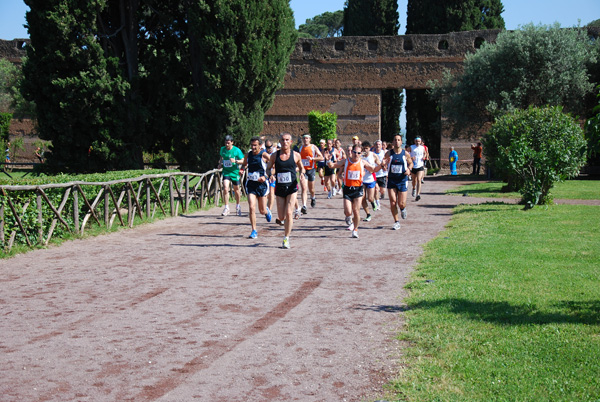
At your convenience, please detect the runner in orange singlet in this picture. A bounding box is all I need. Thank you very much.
[326,144,378,239]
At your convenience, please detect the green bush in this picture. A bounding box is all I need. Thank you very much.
[307,110,337,144]
[484,106,587,208]
[0,113,11,141]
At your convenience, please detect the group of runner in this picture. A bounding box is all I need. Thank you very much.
[218,132,429,249]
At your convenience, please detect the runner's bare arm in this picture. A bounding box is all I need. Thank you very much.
[312,145,324,162]
[406,154,414,175]
[294,151,306,178]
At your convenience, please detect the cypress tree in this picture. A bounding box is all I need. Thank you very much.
[179,0,297,171]
[22,0,130,172]
[405,0,505,159]
[343,0,403,142]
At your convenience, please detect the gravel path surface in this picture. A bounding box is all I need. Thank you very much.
[2,177,573,402]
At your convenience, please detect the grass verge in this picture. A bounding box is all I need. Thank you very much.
[391,203,600,401]
[447,180,600,200]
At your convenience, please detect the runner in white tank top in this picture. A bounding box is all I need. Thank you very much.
[373,140,387,209]
[360,141,382,222]
[410,137,426,201]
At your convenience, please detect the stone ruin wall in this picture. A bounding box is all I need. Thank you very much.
[263,30,502,166]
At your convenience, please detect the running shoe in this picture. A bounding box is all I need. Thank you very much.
[376,199,381,209]
[401,208,407,220]
[276,218,285,226]
[347,222,354,231]
[345,216,352,226]
[393,221,401,230]
[221,206,229,216]
[371,201,376,210]
[301,205,308,214]
[249,229,258,239]
[411,188,416,197]
[380,193,385,200]
[364,214,372,222]
[321,178,325,185]
[265,208,272,222]
[415,195,421,201]
[327,191,332,199]
[282,237,290,249]
[236,204,242,216]
[294,209,301,220]
[351,230,359,238]
[310,198,316,208]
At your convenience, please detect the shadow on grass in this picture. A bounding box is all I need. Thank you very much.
[408,298,600,325]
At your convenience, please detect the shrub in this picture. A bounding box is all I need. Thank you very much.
[307,110,337,144]
[484,106,587,208]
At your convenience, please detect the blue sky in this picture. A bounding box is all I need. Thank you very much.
[1,0,598,40]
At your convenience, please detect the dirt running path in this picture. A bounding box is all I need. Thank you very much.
[1,178,512,402]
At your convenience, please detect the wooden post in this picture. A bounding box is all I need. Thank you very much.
[104,185,110,227]
[146,179,151,219]
[185,175,190,212]
[127,184,133,227]
[73,186,79,234]
[169,176,175,216]
[37,193,43,244]
[0,203,4,247]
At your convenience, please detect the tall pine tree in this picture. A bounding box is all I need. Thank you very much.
[405,0,505,159]
[343,0,403,142]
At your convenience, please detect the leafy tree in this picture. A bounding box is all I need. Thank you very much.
[585,85,600,160]
[21,0,296,173]
[406,0,504,34]
[298,10,344,38]
[307,110,338,144]
[484,106,587,208]
[406,0,505,159]
[429,24,597,137]
[588,19,600,28]
[343,0,402,142]
[180,0,297,170]
[0,60,19,113]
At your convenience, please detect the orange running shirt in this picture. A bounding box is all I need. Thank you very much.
[344,159,364,187]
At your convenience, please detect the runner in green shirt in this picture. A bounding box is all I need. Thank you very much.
[219,135,245,216]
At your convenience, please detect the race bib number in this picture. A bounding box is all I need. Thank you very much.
[391,164,403,174]
[223,160,233,168]
[277,172,292,183]
[302,158,310,167]
[248,171,260,181]
[347,170,361,180]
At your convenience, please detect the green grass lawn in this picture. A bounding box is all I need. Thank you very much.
[447,180,600,200]
[390,203,600,401]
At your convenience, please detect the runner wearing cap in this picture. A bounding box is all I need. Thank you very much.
[299,133,324,213]
[219,135,245,216]
[264,139,277,212]
[326,143,378,239]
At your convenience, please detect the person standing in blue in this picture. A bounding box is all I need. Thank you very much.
[267,132,305,249]
[219,135,245,217]
[381,134,414,230]
[449,146,458,175]
[241,136,272,239]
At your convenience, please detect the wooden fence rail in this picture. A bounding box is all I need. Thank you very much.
[0,169,242,252]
